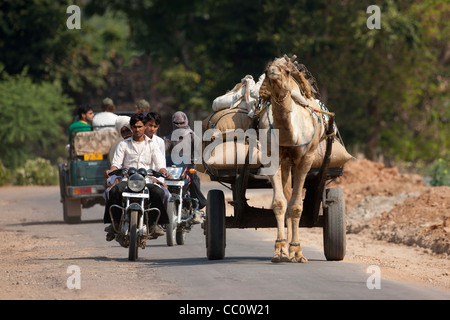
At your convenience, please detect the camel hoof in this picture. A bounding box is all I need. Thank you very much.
[272,239,289,263]
[289,243,308,263]
[280,254,290,262]
[289,255,308,263]
[271,253,290,263]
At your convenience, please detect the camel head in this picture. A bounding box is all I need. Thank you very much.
[265,57,294,112]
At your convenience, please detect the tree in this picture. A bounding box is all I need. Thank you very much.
[85,0,277,109]
[0,67,73,168]
[258,0,449,163]
[0,0,136,106]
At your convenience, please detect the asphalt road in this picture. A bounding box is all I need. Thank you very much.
[1,185,448,300]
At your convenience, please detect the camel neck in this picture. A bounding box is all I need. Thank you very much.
[270,98,315,147]
[271,97,296,145]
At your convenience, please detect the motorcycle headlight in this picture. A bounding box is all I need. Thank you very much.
[127,173,146,192]
[166,167,184,180]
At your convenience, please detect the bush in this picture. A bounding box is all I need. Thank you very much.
[0,160,12,186]
[428,158,449,186]
[0,68,72,169]
[14,158,58,186]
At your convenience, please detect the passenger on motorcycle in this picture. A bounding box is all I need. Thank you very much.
[104,112,171,240]
[144,112,170,209]
[104,116,132,199]
[165,111,207,211]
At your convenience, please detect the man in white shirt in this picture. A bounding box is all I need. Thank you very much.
[144,112,166,174]
[92,97,118,131]
[144,112,170,208]
[104,113,170,239]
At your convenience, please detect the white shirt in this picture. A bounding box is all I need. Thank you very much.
[92,112,118,131]
[149,134,166,184]
[111,135,165,183]
[153,135,166,158]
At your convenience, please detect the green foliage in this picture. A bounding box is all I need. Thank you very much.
[1,0,448,168]
[0,160,12,186]
[156,64,208,111]
[427,158,450,187]
[0,0,136,100]
[14,158,59,186]
[0,68,73,168]
[85,0,276,104]
[0,0,77,77]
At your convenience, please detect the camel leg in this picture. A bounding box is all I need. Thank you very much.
[269,168,289,263]
[288,159,313,263]
[281,165,293,244]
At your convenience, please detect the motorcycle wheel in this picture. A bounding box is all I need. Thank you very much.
[128,211,139,261]
[166,201,177,246]
[176,229,186,245]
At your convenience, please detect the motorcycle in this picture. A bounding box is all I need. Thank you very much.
[164,159,204,246]
[107,167,165,261]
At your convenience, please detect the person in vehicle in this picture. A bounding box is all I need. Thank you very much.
[145,111,165,156]
[165,111,207,213]
[135,99,150,114]
[115,115,133,140]
[144,112,170,209]
[68,104,94,143]
[104,113,170,240]
[92,97,118,131]
[104,116,132,199]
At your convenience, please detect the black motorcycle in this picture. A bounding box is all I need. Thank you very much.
[107,167,165,261]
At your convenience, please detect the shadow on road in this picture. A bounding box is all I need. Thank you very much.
[7,219,103,227]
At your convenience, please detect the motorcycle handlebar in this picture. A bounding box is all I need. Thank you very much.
[107,168,166,178]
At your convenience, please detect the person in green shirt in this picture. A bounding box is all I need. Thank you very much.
[68,104,95,143]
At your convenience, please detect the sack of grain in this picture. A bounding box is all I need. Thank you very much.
[312,138,353,169]
[202,108,253,138]
[203,140,261,170]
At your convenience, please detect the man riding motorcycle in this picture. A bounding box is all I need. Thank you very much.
[104,112,170,241]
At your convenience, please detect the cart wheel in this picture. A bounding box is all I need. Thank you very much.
[206,189,226,260]
[323,188,346,261]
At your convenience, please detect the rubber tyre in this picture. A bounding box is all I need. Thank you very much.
[62,197,82,224]
[166,201,177,246]
[206,189,226,260]
[59,165,81,224]
[128,211,139,261]
[176,229,186,245]
[323,188,346,261]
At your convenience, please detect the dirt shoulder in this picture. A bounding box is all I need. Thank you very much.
[318,159,449,290]
[216,158,450,291]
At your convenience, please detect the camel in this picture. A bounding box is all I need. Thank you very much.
[259,57,324,263]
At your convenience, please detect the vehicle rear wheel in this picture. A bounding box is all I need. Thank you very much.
[63,197,82,224]
[129,211,139,261]
[323,188,346,261]
[206,189,226,260]
[59,164,82,224]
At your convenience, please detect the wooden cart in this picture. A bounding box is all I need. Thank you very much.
[202,114,346,261]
